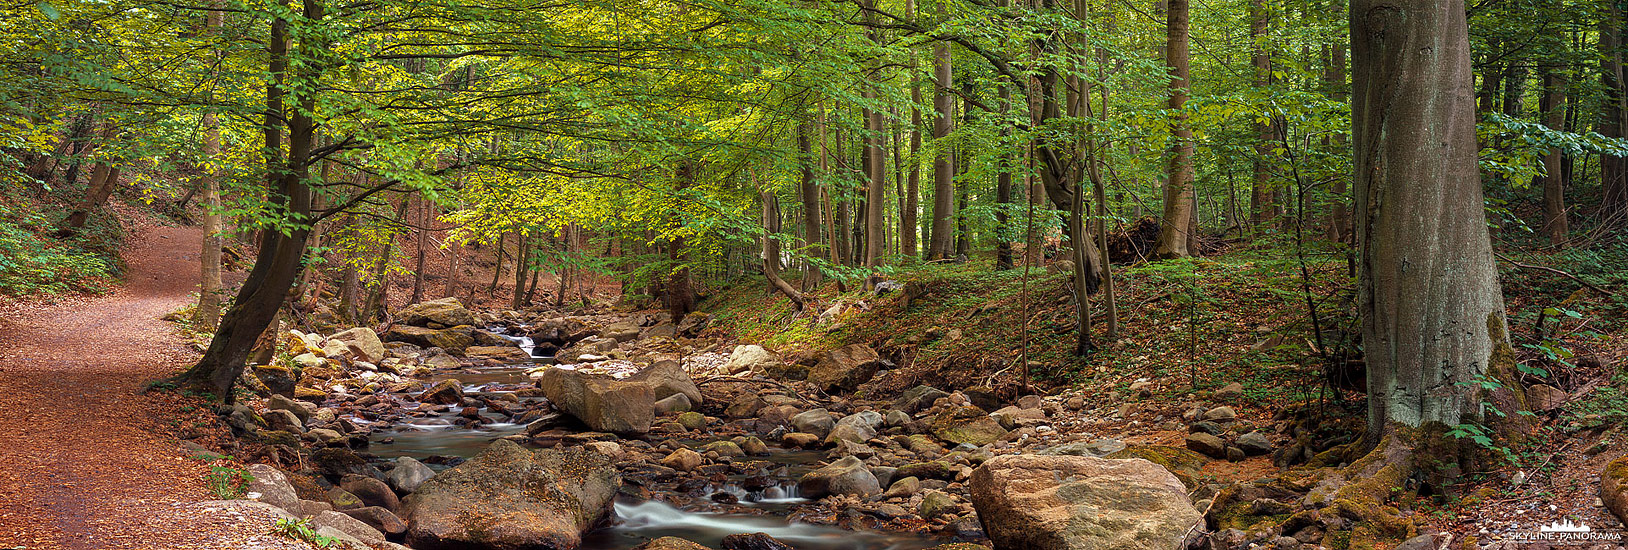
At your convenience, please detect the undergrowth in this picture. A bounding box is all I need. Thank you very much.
[0,197,120,295]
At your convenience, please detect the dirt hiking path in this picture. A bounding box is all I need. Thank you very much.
[0,223,307,550]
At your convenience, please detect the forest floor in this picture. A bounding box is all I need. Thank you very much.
[0,217,309,550]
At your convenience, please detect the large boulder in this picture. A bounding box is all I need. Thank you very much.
[968,454,1201,550]
[932,407,1008,446]
[383,325,475,355]
[398,297,478,328]
[797,456,881,499]
[894,385,951,413]
[555,337,618,364]
[790,409,835,438]
[387,457,435,494]
[246,464,300,512]
[403,440,619,550]
[717,345,780,375]
[1602,457,1628,526]
[805,344,884,393]
[537,367,655,434]
[630,359,702,406]
[466,345,533,363]
[420,379,464,405]
[327,327,386,363]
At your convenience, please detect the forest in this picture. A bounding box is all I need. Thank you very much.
[2,0,1628,549]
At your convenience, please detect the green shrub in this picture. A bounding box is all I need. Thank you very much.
[0,200,116,295]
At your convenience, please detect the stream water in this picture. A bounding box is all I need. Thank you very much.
[364,330,942,550]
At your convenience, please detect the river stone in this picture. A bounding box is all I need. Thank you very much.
[466,345,532,363]
[555,336,618,363]
[537,367,655,434]
[790,409,835,438]
[1214,382,1245,401]
[633,359,703,405]
[919,490,957,520]
[340,474,400,512]
[1184,433,1227,459]
[739,436,770,456]
[655,393,693,415]
[969,454,1201,550]
[725,394,768,419]
[312,509,387,546]
[403,440,619,550]
[825,423,875,446]
[662,448,703,472]
[991,406,1048,430]
[340,506,407,535]
[722,532,795,550]
[677,312,711,337]
[387,457,435,494]
[805,344,884,393]
[932,409,1008,447]
[633,537,712,550]
[677,411,707,431]
[263,409,304,434]
[782,432,820,449]
[798,456,881,498]
[701,441,745,458]
[1039,439,1126,458]
[246,464,300,512]
[1236,432,1274,456]
[327,487,364,510]
[718,344,779,375]
[882,476,921,498]
[328,327,386,363]
[1202,406,1237,423]
[420,379,464,405]
[398,297,478,328]
[895,385,951,413]
[267,394,316,422]
[383,325,476,355]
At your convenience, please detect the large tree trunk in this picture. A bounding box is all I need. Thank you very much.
[798,121,824,290]
[664,161,697,318]
[1154,0,1196,258]
[926,37,956,261]
[175,0,322,400]
[995,86,1014,271]
[1540,69,1568,244]
[192,4,226,330]
[1600,6,1628,217]
[904,26,923,259]
[1249,0,1275,230]
[61,164,120,232]
[1325,34,1351,243]
[864,89,886,286]
[1352,0,1517,479]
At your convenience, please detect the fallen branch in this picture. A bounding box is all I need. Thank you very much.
[1495,252,1611,296]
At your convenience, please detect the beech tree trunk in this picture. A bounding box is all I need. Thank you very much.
[1600,6,1628,217]
[1249,0,1275,230]
[176,0,323,400]
[1540,69,1568,244]
[798,122,824,290]
[926,37,956,261]
[61,164,120,232]
[1154,0,1196,258]
[192,5,225,330]
[1352,0,1515,463]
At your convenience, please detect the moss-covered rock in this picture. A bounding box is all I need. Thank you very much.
[1105,445,1207,490]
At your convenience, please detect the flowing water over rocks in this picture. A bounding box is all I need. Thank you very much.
[359,353,940,550]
